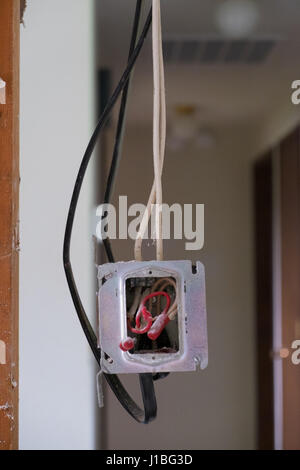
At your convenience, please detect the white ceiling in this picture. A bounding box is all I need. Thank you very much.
[96,0,300,128]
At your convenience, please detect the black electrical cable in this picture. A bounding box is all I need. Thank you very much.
[103,10,139,207]
[63,4,157,424]
[101,0,142,264]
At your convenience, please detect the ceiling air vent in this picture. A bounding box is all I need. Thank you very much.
[163,37,276,65]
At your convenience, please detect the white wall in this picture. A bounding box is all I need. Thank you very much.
[20,0,96,450]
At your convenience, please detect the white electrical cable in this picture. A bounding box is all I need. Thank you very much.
[134,0,166,261]
[150,277,178,320]
[153,0,163,261]
[128,286,143,320]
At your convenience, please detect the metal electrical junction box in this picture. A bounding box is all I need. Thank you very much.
[98,261,208,374]
[97,260,208,375]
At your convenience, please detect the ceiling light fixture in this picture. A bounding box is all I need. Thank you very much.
[215,0,260,39]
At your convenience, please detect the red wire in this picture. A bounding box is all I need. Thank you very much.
[128,291,171,335]
[129,307,153,335]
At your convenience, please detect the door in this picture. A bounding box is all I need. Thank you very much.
[255,127,300,450]
[280,128,300,450]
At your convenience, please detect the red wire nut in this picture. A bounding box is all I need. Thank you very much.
[148,312,170,341]
[120,337,136,352]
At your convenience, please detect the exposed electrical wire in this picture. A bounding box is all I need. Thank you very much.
[128,291,171,335]
[63,2,158,424]
[102,0,147,264]
[152,0,164,261]
[150,277,178,320]
[103,0,147,206]
[129,0,168,348]
[126,278,177,353]
[128,286,143,321]
[134,0,166,262]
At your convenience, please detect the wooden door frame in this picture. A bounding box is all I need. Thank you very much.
[0,0,20,451]
[254,153,275,449]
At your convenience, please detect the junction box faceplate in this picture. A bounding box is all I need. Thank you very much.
[97,260,208,374]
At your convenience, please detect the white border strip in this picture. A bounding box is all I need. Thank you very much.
[272,146,283,450]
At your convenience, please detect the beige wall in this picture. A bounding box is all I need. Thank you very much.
[252,97,300,158]
[102,124,257,449]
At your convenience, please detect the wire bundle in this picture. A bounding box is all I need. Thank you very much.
[63,0,172,425]
[129,291,171,335]
[150,278,178,320]
[127,0,174,347]
[135,0,166,262]
[63,1,158,424]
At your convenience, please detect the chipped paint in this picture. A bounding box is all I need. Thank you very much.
[20,0,27,24]
[0,340,6,365]
[5,413,14,421]
[0,78,6,104]
[0,403,11,411]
